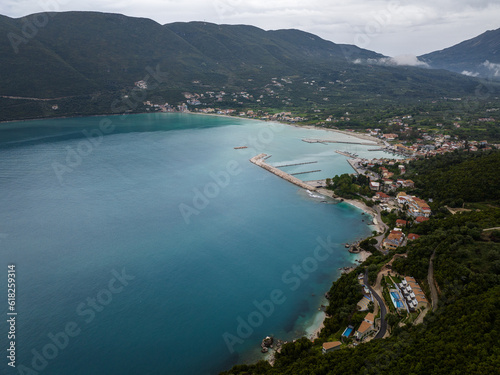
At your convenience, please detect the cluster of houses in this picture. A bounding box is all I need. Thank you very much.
[396,192,431,221]
[379,193,430,250]
[367,114,500,156]
[389,135,498,156]
[370,180,431,223]
[392,276,429,312]
[369,178,415,193]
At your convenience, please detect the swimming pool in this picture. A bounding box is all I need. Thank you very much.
[342,326,354,337]
[390,291,405,309]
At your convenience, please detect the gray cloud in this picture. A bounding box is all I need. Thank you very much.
[355,55,429,67]
[461,70,480,77]
[0,0,499,56]
[482,60,500,77]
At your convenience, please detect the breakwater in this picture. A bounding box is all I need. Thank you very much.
[250,154,317,190]
[290,170,322,176]
[302,138,376,146]
[275,161,318,168]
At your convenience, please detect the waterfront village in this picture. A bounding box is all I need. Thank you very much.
[241,112,496,362]
[254,147,442,361]
[141,88,497,360]
[140,83,500,156]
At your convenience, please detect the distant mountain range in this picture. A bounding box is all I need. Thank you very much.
[0,11,498,121]
[419,28,500,79]
[0,11,383,98]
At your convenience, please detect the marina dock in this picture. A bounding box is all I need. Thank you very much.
[250,154,317,190]
[290,170,321,176]
[275,161,318,168]
[302,139,375,146]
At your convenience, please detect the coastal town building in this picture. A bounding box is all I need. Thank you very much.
[394,277,429,312]
[407,197,431,217]
[396,192,409,204]
[415,216,430,224]
[383,230,405,250]
[402,180,415,188]
[395,219,408,227]
[355,313,375,340]
[374,192,390,201]
[369,181,380,191]
[322,341,342,354]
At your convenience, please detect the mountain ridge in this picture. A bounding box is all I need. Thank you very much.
[420,27,500,79]
[0,11,496,122]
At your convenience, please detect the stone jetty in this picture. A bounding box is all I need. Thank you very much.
[250,154,317,190]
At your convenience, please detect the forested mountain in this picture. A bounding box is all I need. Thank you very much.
[0,11,493,121]
[420,28,500,79]
[0,11,382,98]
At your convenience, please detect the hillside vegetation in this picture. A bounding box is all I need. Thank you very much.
[222,151,500,375]
[0,12,495,122]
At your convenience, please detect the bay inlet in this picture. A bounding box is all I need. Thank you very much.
[0,113,395,374]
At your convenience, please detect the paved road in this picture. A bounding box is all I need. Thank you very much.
[428,249,439,312]
[364,269,387,339]
[372,206,389,251]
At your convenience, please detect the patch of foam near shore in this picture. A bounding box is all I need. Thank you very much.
[305,311,326,340]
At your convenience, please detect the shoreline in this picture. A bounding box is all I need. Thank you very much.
[297,124,383,146]
[1,111,381,150]
[247,156,379,364]
[4,110,378,367]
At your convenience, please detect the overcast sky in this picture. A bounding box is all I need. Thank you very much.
[1,0,499,56]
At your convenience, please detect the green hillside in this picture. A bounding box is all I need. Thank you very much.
[0,11,495,122]
[406,151,500,207]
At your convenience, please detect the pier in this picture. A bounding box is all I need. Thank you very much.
[302,139,375,146]
[290,170,321,176]
[335,150,358,158]
[347,158,362,174]
[275,161,318,168]
[250,154,317,190]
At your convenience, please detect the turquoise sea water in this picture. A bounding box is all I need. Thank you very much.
[0,113,393,374]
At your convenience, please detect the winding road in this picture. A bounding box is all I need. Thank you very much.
[372,206,389,251]
[428,249,439,311]
[364,269,387,339]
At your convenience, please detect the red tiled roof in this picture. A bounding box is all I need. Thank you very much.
[364,313,375,323]
[415,216,429,223]
[323,341,341,350]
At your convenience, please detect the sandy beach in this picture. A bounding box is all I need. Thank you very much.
[298,124,383,145]
[306,311,326,341]
[195,111,383,146]
[356,249,372,263]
